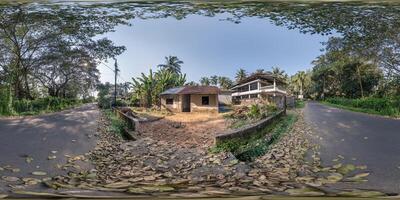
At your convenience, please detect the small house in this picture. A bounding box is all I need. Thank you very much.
[160,86,220,113]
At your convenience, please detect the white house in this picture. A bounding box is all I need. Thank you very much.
[230,72,287,103]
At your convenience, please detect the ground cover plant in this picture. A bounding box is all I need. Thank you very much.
[212,112,297,161]
[103,109,130,140]
[224,102,278,129]
[0,97,83,116]
[324,97,400,117]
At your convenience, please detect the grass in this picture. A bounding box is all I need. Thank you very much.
[0,97,88,116]
[322,97,400,118]
[210,112,298,162]
[295,100,306,109]
[103,109,130,140]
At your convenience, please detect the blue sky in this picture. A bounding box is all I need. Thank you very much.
[99,13,332,84]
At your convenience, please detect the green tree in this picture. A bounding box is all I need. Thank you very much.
[157,56,184,75]
[200,77,210,86]
[218,76,234,89]
[210,75,219,86]
[235,68,247,82]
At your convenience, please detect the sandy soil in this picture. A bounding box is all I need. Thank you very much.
[137,113,229,149]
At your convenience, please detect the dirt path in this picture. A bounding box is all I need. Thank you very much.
[138,113,228,148]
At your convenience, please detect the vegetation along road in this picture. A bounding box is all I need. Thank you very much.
[0,104,99,193]
[304,101,400,194]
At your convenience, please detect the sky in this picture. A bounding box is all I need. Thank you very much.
[98,13,332,84]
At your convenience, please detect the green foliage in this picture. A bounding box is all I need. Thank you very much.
[0,85,13,115]
[212,113,297,161]
[247,104,261,119]
[131,57,187,108]
[295,100,306,109]
[325,97,400,117]
[1,97,82,116]
[226,102,278,129]
[97,83,112,109]
[103,110,129,139]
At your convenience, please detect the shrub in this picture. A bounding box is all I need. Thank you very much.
[247,104,261,119]
[325,97,400,117]
[10,97,81,115]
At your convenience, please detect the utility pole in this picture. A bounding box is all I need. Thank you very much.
[113,58,119,107]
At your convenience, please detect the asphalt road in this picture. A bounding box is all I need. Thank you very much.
[304,101,400,194]
[0,104,99,193]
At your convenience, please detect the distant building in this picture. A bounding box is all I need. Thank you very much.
[160,86,221,113]
[230,72,287,104]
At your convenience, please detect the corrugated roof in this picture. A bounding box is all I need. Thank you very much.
[160,86,220,95]
[159,87,185,95]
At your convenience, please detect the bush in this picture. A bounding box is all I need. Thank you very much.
[10,97,82,115]
[98,96,112,109]
[325,97,400,117]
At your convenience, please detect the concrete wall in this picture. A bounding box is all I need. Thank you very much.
[161,94,181,112]
[190,94,218,113]
[218,93,232,105]
[215,110,285,145]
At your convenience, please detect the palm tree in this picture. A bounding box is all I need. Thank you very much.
[235,68,247,82]
[272,67,286,79]
[255,68,265,74]
[157,56,183,74]
[218,76,234,89]
[200,77,210,86]
[210,75,218,86]
[292,71,307,99]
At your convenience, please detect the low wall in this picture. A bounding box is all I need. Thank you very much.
[113,108,139,140]
[215,110,285,145]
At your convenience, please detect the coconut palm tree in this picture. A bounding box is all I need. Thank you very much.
[218,76,234,89]
[210,75,219,86]
[235,68,247,82]
[292,71,307,99]
[200,77,210,86]
[157,56,184,74]
[272,67,286,79]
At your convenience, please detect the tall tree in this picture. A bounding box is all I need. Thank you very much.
[218,76,234,89]
[210,75,219,86]
[235,68,247,82]
[157,56,184,75]
[200,77,210,86]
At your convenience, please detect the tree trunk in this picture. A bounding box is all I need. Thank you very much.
[357,65,364,98]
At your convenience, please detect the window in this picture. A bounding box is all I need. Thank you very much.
[250,82,258,90]
[166,98,173,105]
[250,94,258,98]
[202,96,209,105]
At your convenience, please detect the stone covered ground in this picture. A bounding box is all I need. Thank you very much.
[1,109,388,198]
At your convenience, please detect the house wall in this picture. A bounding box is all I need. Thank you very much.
[218,92,232,105]
[161,94,181,112]
[190,94,218,113]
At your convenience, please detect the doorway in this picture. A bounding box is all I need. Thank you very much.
[182,94,191,112]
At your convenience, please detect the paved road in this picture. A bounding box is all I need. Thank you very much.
[304,102,400,194]
[0,104,99,193]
